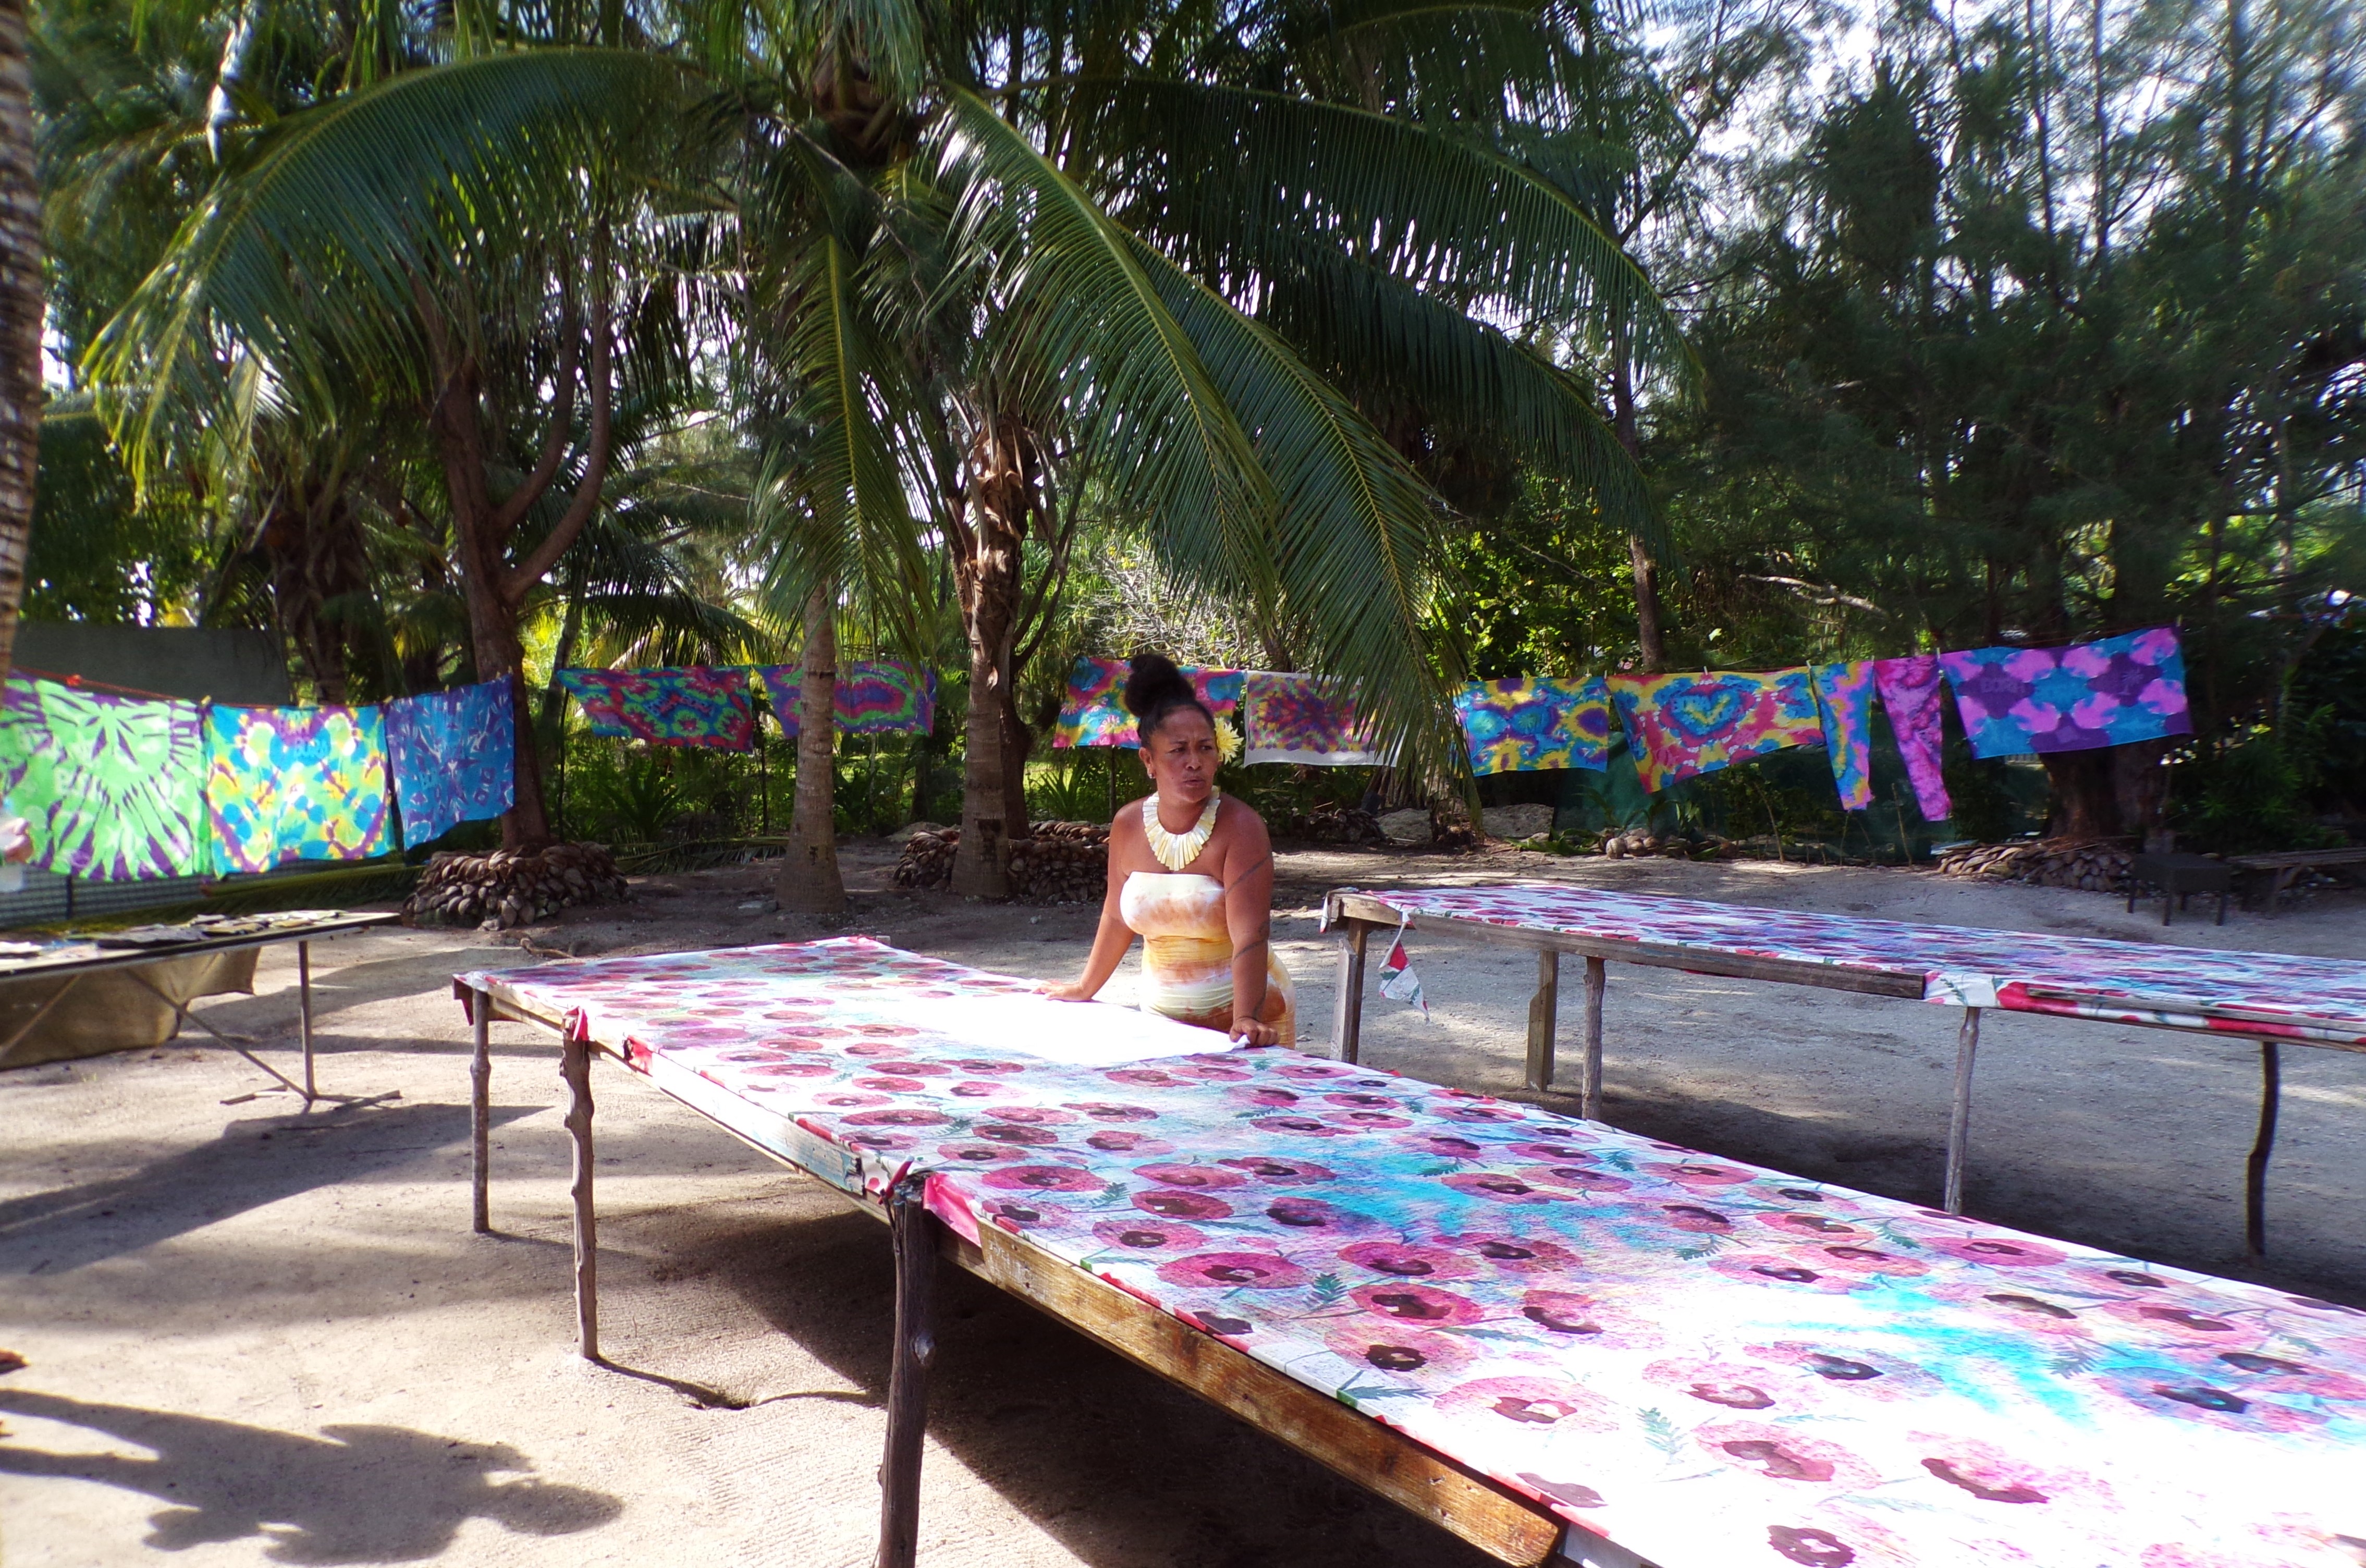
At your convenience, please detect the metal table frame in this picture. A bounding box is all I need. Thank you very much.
[1325,889,2334,1257]
[459,978,1607,1568]
[0,913,399,1103]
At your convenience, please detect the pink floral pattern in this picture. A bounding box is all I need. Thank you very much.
[1358,883,2366,1047]
[464,937,2366,1568]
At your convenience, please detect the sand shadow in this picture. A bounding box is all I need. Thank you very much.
[0,1388,620,1563]
[0,1103,534,1276]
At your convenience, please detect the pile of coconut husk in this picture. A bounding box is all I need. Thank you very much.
[403,843,629,929]
[894,821,1111,903]
[1599,828,1734,861]
[1935,836,2135,892]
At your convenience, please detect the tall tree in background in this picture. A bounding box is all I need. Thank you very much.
[0,0,38,681]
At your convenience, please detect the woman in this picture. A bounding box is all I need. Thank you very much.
[1045,655,1294,1045]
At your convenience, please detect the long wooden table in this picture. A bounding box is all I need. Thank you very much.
[458,961,1580,1568]
[1325,882,2366,1254]
[0,910,399,1099]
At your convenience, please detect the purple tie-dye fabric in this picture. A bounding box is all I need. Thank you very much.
[384,680,517,848]
[755,662,938,737]
[1872,655,1952,822]
[1938,628,2192,760]
[1809,663,1877,810]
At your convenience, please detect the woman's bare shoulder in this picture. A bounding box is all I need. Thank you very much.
[1109,795,1151,841]
[1218,795,1272,850]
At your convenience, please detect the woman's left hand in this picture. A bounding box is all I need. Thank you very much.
[1228,1016,1280,1047]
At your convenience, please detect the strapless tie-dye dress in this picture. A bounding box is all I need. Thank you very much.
[1118,871,1295,1042]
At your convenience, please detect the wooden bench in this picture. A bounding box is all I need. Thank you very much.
[2225,846,2366,916]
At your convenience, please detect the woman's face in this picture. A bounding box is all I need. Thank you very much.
[1142,706,1219,805]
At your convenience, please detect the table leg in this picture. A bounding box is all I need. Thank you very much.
[470,994,492,1234]
[1331,921,1371,1064]
[878,1180,939,1568]
[297,941,316,1101]
[2246,1040,2281,1259]
[1580,956,1607,1122]
[1944,1008,1981,1215]
[560,1033,598,1361]
[1524,950,1560,1092]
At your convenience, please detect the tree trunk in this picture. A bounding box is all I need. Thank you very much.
[2039,747,2162,839]
[1609,334,1666,673]
[778,583,847,912]
[948,415,1036,898]
[0,0,39,684]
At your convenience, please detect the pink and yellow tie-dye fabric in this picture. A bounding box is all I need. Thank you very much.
[467,936,2366,1568]
[1605,669,1822,792]
[1872,655,1952,822]
[1241,671,1389,766]
[1809,663,1878,809]
[1053,658,1245,749]
[1939,627,2192,759]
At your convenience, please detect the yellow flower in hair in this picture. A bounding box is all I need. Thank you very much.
[1215,715,1242,763]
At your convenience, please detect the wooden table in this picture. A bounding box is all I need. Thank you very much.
[2127,851,2231,926]
[0,910,399,1101]
[459,973,1582,1568]
[2226,845,2366,916]
[1325,884,2366,1255]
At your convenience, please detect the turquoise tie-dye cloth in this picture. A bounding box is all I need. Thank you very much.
[207,705,394,873]
[384,680,516,849]
[0,676,210,880]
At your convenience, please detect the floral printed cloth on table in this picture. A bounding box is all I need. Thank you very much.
[1605,669,1823,792]
[1453,677,1612,774]
[1358,882,2366,1046]
[468,936,2366,1568]
[554,667,753,750]
[1808,663,1877,809]
[1939,627,2192,758]
[1871,655,1952,821]
[1053,657,1245,749]
[1240,671,1390,766]
[206,704,393,873]
[384,680,516,849]
[754,662,939,737]
[0,677,210,879]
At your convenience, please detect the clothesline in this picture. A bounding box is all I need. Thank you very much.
[0,675,516,884]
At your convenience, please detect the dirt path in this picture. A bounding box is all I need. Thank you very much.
[2,843,2360,1565]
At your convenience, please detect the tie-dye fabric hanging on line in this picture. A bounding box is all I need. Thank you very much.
[1241,670,1392,766]
[1604,668,1823,792]
[1938,626,2192,760]
[1808,662,1878,809]
[1453,676,1613,775]
[384,680,517,849]
[1053,657,1246,749]
[0,677,211,880]
[554,667,753,750]
[207,704,394,874]
[1872,654,1953,822]
[754,662,938,737]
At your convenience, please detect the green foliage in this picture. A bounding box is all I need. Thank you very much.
[2169,736,2342,856]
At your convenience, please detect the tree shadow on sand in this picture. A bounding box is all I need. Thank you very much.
[0,1389,620,1563]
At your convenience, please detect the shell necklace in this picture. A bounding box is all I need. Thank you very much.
[1143,790,1222,872]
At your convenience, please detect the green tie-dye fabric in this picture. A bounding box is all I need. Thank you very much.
[0,677,211,880]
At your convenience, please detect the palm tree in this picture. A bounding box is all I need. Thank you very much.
[0,0,41,681]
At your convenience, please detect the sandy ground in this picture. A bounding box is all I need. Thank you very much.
[3,841,2362,1567]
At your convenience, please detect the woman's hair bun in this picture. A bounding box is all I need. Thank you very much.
[1122,653,1194,718]
[1123,653,1213,740]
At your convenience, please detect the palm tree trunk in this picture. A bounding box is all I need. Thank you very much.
[0,0,40,683]
[1611,324,1666,674]
[949,414,1036,898]
[777,582,847,912]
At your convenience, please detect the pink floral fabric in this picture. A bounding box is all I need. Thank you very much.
[1871,655,1952,822]
[1357,884,2366,1046]
[465,937,2366,1568]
